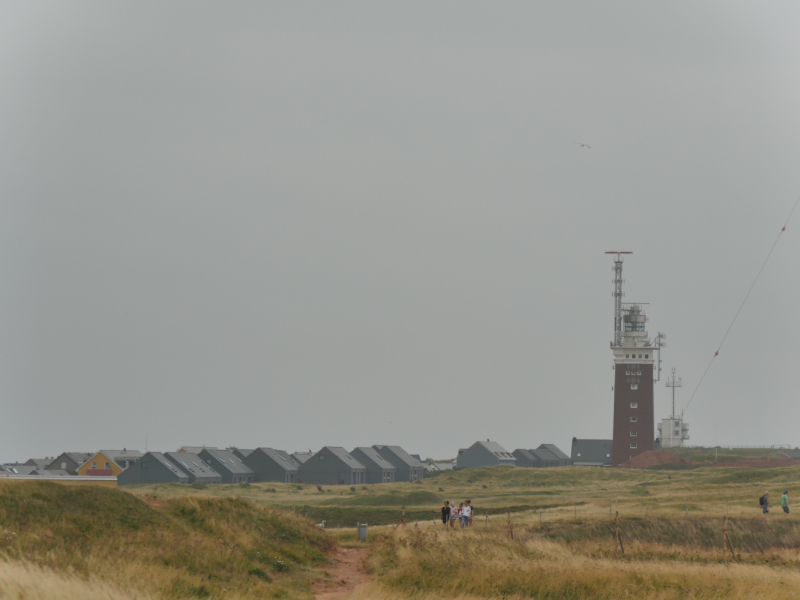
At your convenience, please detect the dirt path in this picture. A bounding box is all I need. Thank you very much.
[313,547,370,600]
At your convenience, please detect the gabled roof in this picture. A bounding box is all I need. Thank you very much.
[235,449,256,458]
[254,448,300,471]
[512,449,537,463]
[199,449,254,475]
[178,446,218,454]
[530,448,558,462]
[472,440,515,460]
[98,449,143,462]
[25,458,52,469]
[538,444,570,461]
[571,439,612,464]
[164,452,221,479]
[373,445,425,468]
[292,451,313,463]
[352,447,395,470]
[321,447,366,470]
[146,452,191,480]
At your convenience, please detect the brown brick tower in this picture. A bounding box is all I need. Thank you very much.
[606,252,662,467]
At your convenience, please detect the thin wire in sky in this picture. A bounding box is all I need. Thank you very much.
[683,194,800,414]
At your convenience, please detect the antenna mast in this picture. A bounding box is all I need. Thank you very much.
[665,368,682,419]
[605,251,632,346]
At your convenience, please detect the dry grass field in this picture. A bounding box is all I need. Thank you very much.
[4,459,800,599]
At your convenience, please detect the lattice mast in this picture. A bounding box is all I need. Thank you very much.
[605,251,631,347]
[666,368,682,419]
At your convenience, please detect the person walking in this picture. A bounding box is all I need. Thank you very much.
[460,501,471,528]
[450,501,459,529]
[781,490,790,516]
[436,501,451,531]
[760,491,770,514]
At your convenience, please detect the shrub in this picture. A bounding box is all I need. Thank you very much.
[317,486,324,493]
[191,482,207,490]
[350,486,356,492]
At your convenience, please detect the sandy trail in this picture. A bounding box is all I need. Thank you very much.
[313,547,370,600]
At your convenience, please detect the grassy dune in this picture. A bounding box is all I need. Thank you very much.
[0,480,332,599]
[0,560,150,600]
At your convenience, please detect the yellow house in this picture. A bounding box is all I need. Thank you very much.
[77,450,142,477]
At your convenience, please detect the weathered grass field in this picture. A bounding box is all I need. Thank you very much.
[4,457,800,599]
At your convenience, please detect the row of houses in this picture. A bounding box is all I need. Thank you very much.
[1,445,427,487]
[121,445,427,486]
[454,440,571,469]
[1,439,615,485]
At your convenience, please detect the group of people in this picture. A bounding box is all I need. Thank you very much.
[437,500,474,530]
[760,490,790,515]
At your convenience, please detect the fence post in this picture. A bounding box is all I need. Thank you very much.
[615,511,624,555]
[723,516,735,559]
[508,511,513,540]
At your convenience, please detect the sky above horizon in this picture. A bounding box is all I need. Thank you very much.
[2,2,800,462]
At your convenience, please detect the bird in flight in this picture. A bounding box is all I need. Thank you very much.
[575,143,591,149]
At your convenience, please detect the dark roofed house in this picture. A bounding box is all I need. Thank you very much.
[242,448,300,483]
[198,449,254,484]
[233,449,256,460]
[373,445,425,482]
[24,458,53,470]
[45,453,94,475]
[351,447,396,484]
[538,444,570,464]
[164,452,222,484]
[118,452,191,486]
[297,447,367,486]
[292,451,313,464]
[571,438,612,467]
[456,441,516,469]
[512,449,538,468]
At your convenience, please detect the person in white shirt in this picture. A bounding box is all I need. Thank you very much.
[460,501,471,528]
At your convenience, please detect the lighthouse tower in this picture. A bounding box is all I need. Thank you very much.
[606,252,659,466]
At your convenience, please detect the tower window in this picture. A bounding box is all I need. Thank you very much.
[630,402,638,409]
[630,416,638,422]
[625,354,629,358]
[630,443,638,449]
[645,354,649,359]
[630,431,638,437]
[631,383,638,390]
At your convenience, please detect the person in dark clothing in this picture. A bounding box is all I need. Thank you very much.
[760,491,770,514]
[436,501,451,531]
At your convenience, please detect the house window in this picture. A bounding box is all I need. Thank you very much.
[91,462,97,469]
[630,402,638,408]
[630,416,638,422]
[60,462,66,469]
[625,354,629,358]
[631,383,638,390]
[141,461,148,469]
[645,354,649,359]
[630,431,638,437]
[319,455,325,461]
[577,453,581,457]
[104,462,111,469]
[630,443,638,449]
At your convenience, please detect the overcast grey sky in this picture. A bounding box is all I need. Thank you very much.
[2,2,799,462]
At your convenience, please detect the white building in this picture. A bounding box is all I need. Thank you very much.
[657,418,689,448]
